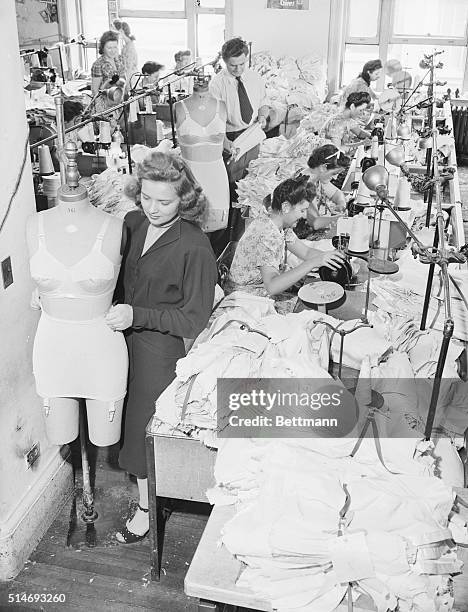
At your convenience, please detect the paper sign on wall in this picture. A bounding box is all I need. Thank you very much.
[266,0,310,9]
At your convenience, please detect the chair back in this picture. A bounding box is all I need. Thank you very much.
[216,240,238,289]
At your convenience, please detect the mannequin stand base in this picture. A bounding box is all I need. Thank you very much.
[81,508,99,523]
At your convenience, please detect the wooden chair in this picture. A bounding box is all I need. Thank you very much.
[216,240,238,290]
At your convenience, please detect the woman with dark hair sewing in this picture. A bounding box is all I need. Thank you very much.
[341,58,383,105]
[226,176,345,299]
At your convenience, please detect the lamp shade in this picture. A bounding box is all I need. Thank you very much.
[362,165,389,192]
[385,145,405,167]
[106,86,124,103]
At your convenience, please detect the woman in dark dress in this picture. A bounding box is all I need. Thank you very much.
[105,152,217,542]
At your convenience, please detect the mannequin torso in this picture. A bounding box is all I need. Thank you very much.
[175,92,226,162]
[175,90,229,232]
[26,193,128,447]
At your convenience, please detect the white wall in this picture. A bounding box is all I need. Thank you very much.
[0,0,72,580]
[230,0,331,59]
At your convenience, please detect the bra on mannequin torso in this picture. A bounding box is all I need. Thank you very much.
[26,198,124,321]
[175,95,226,162]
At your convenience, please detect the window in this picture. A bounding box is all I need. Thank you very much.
[347,0,379,40]
[119,0,185,10]
[197,13,225,64]
[118,0,229,71]
[80,0,109,40]
[392,0,467,38]
[125,18,187,70]
[341,0,468,93]
[199,0,225,7]
[79,0,109,70]
[342,44,379,87]
[387,44,466,92]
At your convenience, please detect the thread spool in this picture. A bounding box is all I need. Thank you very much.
[156,120,164,142]
[42,172,61,208]
[394,176,411,210]
[348,213,369,253]
[385,116,398,140]
[38,145,54,176]
[356,180,373,206]
[355,146,365,167]
[99,121,111,144]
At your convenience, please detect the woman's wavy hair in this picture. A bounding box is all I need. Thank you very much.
[98,30,119,55]
[345,91,371,109]
[307,144,350,171]
[359,59,382,85]
[263,176,315,212]
[124,152,207,225]
[113,19,136,40]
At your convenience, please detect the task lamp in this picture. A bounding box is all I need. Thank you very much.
[361,165,400,271]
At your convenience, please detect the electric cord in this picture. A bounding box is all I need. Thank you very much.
[0,131,30,234]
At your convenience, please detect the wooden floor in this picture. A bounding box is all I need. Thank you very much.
[0,441,211,611]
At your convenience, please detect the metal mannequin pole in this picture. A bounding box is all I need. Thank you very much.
[122,103,133,174]
[54,96,66,184]
[79,408,98,528]
[167,83,177,148]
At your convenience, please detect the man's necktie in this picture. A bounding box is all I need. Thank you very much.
[236,76,253,124]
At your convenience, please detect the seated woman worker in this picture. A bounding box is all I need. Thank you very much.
[321,92,372,156]
[226,176,345,298]
[304,144,350,230]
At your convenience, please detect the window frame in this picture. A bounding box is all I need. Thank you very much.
[344,0,381,45]
[337,0,468,93]
[116,0,230,62]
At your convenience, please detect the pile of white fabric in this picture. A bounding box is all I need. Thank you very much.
[370,251,468,342]
[208,346,466,611]
[251,51,327,120]
[153,296,396,444]
[236,108,329,215]
[87,168,137,218]
[215,436,461,612]
[87,140,176,217]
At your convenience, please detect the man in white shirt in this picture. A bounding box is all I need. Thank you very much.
[209,37,270,251]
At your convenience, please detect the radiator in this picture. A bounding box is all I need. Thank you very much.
[451,101,468,163]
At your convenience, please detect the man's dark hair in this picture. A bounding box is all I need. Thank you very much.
[141,61,164,75]
[221,37,249,62]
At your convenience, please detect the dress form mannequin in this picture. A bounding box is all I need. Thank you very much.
[175,81,229,232]
[26,142,128,447]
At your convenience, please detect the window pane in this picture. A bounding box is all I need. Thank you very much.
[125,18,187,72]
[85,45,99,71]
[199,0,225,7]
[81,0,109,40]
[119,0,184,10]
[342,44,380,87]
[347,0,379,38]
[197,14,225,64]
[387,44,466,92]
[393,0,468,37]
